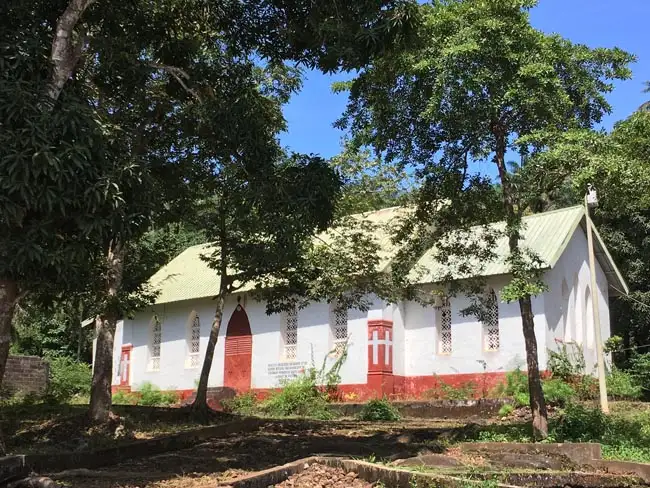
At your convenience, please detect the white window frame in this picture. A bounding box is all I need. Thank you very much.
[482,289,500,352]
[282,305,298,361]
[437,298,452,355]
[185,312,201,369]
[330,303,348,357]
[148,316,162,372]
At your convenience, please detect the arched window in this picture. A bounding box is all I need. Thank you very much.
[186,312,201,368]
[437,298,452,355]
[562,279,571,342]
[574,274,583,344]
[330,303,348,357]
[282,305,298,361]
[149,316,162,371]
[585,287,594,348]
[482,289,500,352]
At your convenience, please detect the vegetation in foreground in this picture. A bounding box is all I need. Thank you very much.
[475,402,650,463]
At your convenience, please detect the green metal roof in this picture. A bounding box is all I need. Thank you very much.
[412,205,628,296]
[148,205,628,305]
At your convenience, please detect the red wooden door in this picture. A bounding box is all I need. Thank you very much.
[119,345,132,387]
[224,305,253,391]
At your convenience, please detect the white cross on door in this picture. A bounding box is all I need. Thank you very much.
[369,329,392,365]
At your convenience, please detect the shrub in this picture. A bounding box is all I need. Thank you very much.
[222,392,259,416]
[542,378,576,406]
[547,342,585,381]
[261,372,333,420]
[629,353,650,400]
[573,374,598,400]
[357,398,401,421]
[498,404,514,417]
[137,382,179,406]
[607,368,643,400]
[112,389,138,405]
[47,356,92,403]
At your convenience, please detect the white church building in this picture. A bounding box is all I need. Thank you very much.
[106,206,627,405]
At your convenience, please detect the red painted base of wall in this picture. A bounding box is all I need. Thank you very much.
[114,371,511,407]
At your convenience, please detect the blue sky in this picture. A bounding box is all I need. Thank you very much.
[279,0,650,178]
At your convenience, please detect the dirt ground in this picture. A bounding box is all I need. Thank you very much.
[272,464,372,488]
[50,418,468,488]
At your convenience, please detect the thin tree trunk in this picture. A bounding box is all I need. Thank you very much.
[493,123,548,439]
[192,205,229,415]
[0,279,18,389]
[48,0,95,102]
[77,300,84,362]
[191,288,226,414]
[89,240,125,423]
[520,296,548,437]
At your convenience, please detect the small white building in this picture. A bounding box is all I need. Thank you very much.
[106,206,627,404]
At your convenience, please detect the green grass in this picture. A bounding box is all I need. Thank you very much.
[467,402,650,463]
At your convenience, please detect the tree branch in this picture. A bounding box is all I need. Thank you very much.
[48,0,95,102]
[147,63,203,102]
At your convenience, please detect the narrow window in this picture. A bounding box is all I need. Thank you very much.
[331,303,348,356]
[483,289,500,352]
[438,298,452,355]
[283,305,298,361]
[187,313,200,368]
[149,316,162,371]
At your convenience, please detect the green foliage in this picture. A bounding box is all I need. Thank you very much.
[112,390,139,406]
[498,404,514,417]
[46,357,92,403]
[137,383,179,407]
[606,368,643,400]
[604,335,624,354]
[493,368,529,399]
[357,398,401,422]
[221,392,259,416]
[548,343,585,381]
[261,373,333,420]
[541,379,575,406]
[629,353,650,399]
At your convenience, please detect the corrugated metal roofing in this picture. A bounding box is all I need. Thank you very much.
[148,205,628,305]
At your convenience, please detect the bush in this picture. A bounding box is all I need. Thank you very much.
[138,382,178,406]
[548,342,585,381]
[629,353,650,400]
[357,398,401,421]
[112,389,138,405]
[542,378,576,406]
[261,372,333,420]
[222,392,258,416]
[47,356,92,403]
[498,404,514,417]
[573,374,598,400]
[607,368,643,400]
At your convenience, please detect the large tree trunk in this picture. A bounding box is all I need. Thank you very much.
[0,279,18,389]
[89,240,125,423]
[493,124,548,439]
[48,0,95,101]
[191,289,226,414]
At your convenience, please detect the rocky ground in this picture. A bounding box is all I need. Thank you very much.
[272,464,372,488]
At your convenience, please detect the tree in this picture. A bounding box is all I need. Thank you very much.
[518,111,650,363]
[0,0,419,421]
[330,143,415,217]
[190,155,341,413]
[336,0,633,438]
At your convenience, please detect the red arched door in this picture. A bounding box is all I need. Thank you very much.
[224,305,253,391]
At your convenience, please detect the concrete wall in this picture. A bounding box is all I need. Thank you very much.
[116,294,382,392]
[543,226,610,375]
[401,275,546,380]
[2,355,49,397]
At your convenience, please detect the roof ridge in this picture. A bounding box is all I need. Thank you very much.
[522,205,583,219]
